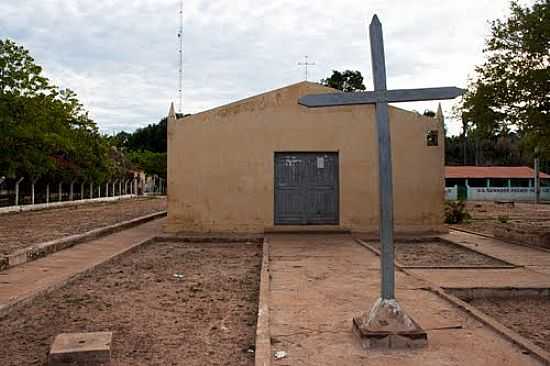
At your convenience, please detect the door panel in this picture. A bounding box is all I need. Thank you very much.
[274,152,339,225]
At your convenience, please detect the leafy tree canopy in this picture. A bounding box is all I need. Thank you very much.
[126,151,167,178]
[0,39,132,181]
[321,70,366,92]
[0,39,52,96]
[460,0,550,158]
[125,117,167,153]
[111,113,188,178]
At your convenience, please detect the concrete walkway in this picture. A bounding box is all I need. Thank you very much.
[445,229,550,275]
[0,218,165,315]
[408,230,550,289]
[267,233,543,365]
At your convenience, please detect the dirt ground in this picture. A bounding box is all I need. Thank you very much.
[370,240,505,266]
[0,240,261,366]
[454,200,550,237]
[467,296,550,351]
[0,197,166,255]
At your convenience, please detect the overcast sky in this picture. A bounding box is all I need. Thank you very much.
[0,0,528,135]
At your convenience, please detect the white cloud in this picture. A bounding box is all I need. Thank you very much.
[0,0,530,135]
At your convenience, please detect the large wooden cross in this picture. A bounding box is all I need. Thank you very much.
[298,15,464,347]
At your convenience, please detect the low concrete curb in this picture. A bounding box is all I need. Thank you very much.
[0,211,167,272]
[435,237,518,267]
[354,238,550,365]
[450,226,498,239]
[156,233,263,243]
[451,227,550,254]
[355,238,517,269]
[0,236,157,319]
[255,238,271,366]
[354,239,406,270]
[432,287,550,365]
[444,287,550,301]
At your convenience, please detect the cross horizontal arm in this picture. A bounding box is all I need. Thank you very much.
[298,86,465,108]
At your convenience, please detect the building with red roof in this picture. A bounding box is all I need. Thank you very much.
[445,166,549,201]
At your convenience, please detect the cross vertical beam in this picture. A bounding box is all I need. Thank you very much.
[294,13,464,349]
[370,15,395,300]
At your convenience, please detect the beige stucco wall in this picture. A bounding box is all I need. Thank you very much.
[166,81,445,234]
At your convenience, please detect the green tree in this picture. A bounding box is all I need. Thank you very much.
[461,0,550,158]
[111,113,189,179]
[0,39,55,177]
[0,39,52,96]
[0,39,125,183]
[321,70,366,92]
[126,150,167,178]
[126,117,167,153]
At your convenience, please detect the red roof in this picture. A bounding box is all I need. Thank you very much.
[445,166,550,179]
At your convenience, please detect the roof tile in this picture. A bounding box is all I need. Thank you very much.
[445,166,550,179]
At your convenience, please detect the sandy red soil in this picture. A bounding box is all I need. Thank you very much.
[468,296,550,351]
[0,197,166,255]
[0,241,261,366]
[369,240,505,266]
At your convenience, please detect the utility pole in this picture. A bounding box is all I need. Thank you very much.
[461,118,467,165]
[298,56,316,81]
[177,0,184,114]
[535,147,540,204]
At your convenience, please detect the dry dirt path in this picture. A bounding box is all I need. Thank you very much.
[267,233,543,365]
[0,197,166,256]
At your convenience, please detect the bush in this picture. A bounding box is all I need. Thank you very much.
[497,215,509,223]
[445,200,471,224]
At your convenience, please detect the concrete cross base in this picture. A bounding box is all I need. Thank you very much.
[352,298,427,349]
[48,331,112,365]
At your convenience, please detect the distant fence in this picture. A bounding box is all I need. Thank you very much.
[0,175,166,212]
[144,176,166,196]
[445,186,550,202]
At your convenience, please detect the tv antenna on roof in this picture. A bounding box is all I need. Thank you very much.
[177,0,183,114]
[298,56,316,81]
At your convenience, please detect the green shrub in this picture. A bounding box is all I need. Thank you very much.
[497,215,509,223]
[445,200,471,224]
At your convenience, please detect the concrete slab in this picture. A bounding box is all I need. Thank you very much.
[445,230,550,268]
[1,211,166,272]
[270,238,369,258]
[255,240,271,366]
[409,268,550,289]
[48,331,112,365]
[527,265,550,276]
[267,233,544,365]
[352,298,428,349]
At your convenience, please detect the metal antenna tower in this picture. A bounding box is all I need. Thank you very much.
[177,0,183,113]
[298,56,316,81]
